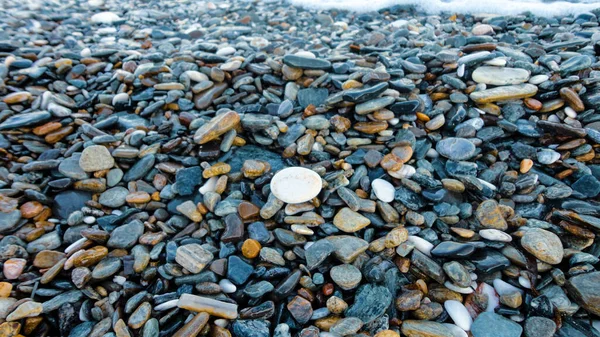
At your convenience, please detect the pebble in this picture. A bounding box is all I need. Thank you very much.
[371,179,395,202]
[521,228,564,264]
[270,167,322,204]
[79,145,115,172]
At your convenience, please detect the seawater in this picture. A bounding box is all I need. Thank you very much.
[288,0,600,17]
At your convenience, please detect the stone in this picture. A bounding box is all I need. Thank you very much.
[79,145,114,172]
[6,301,43,321]
[521,228,563,264]
[333,207,371,233]
[401,320,454,337]
[471,312,523,337]
[194,110,240,144]
[524,317,556,337]
[472,66,530,85]
[436,138,476,161]
[444,300,472,331]
[176,244,214,273]
[330,264,362,290]
[270,167,322,204]
[241,239,261,259]
[566,271,600,316]
[177,294,238,319]
[99,187,129,208]
[476,200,507,230]
[372,179,395,202]
[172,312,209,337]
[287,296,313,324]
[470,84,538,104]
[346,284,392,324]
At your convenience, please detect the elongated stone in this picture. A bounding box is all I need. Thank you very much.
[469,84,538,104]
[193,110,240,144]
[172,312,209,337]
[472,66,530,85]
[177,294,238,319]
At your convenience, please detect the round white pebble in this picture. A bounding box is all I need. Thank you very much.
[371,179,395,202]
[270,167,322,204]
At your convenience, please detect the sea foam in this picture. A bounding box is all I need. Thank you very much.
[288,0,600,17]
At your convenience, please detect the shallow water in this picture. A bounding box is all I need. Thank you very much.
[289,0,600,16]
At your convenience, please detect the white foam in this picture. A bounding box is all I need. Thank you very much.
[288,0,600,17]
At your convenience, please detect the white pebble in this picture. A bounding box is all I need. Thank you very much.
[479,229,512,242]
[83,216,96,224]
[65,237,88,254]
[91,11,121,24]
[371,179,395,203]
[518,276,532,289]
[493,279,523,295]
[444,300,473,331]
[294,51,316,58]
[270,167,323,204]
[155,299,178,311]
[199,176,218,194]
[113,275,126,285]
[219,279,237,293]
[216,47,236,56]
[480,282,500,312]
[407,236,433,256]
[565,106,578,118]
[444,281,474,294]
[214,319,229,328]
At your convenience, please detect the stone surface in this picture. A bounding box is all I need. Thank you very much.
[270,167,322,204]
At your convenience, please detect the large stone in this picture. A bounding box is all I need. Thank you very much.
[436,138,476,161]
[566,271,600,316]
[521,228,563,264]
[469,84,538,104]
[471,312,523,337]
[79,145,114,172]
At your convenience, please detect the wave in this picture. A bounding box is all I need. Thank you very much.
[288,0,600,17]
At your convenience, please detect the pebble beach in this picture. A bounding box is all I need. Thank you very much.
[1,0,600,336]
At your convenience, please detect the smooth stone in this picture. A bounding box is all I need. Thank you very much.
[99,187,129,208]
[436,138,476,161]
[431,242,475,258]
[444,300,472,331]
[566,271,600,316]
[330,264,362,290]
[176,244,214,273]
[0,111,51,130]
[471,312,523,337]
[327,236,369,263]
[524,317,556,337]
[193,110,240,144]
[0,210,21,233]
[232,320,269,337]
[521,228,563,264]
[282,55,331,70]
[472,66,530,85]
[270,167,322,204]
[479,229,512,242]
[330,317,363,336]
[305,239,335,270]
[79,145,114,172]
[371,179,395,202]
[333,207,371,233]
[401,320,454,337]
[123,155,155,182]
[6,301,42,321]
[227,255,253,285]
[469,84,538,104]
